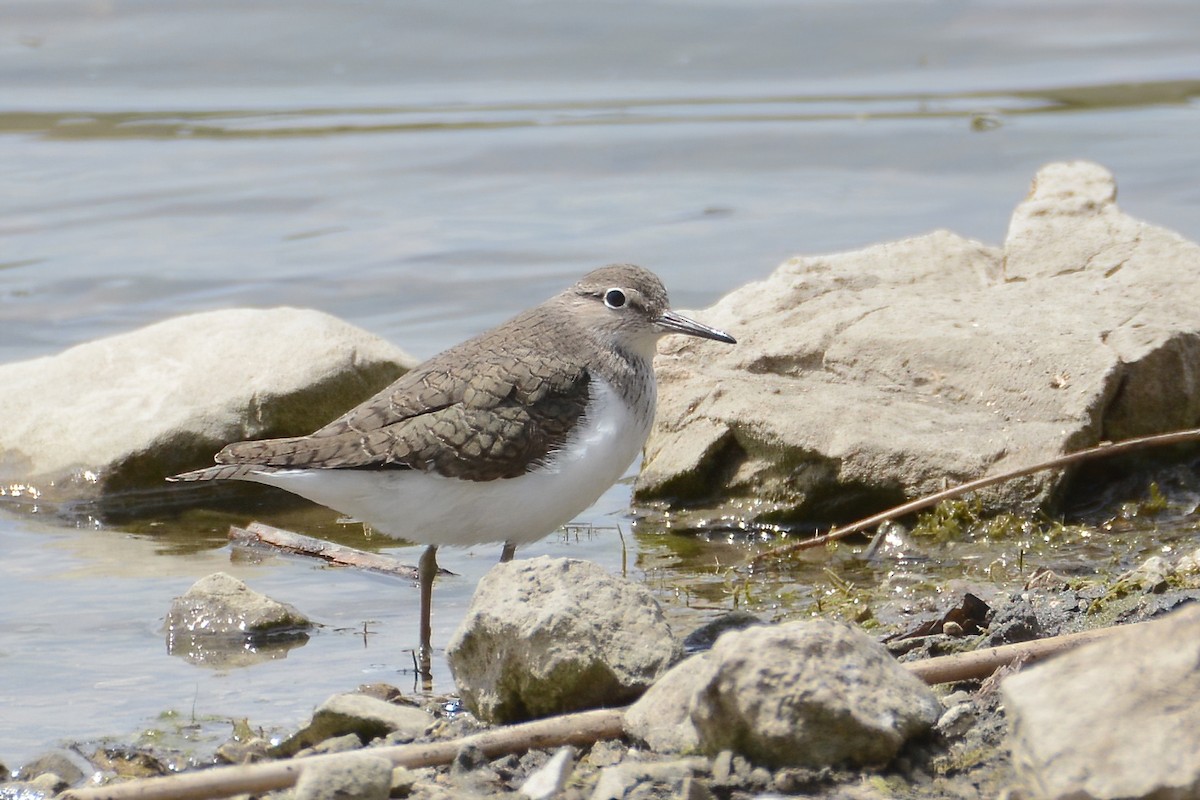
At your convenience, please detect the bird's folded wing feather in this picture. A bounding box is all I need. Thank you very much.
[204,347,591,483]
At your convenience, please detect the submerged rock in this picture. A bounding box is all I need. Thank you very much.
[446,556,681,724]
[1002,603,1200,800]
[639,161,1200,527]
[0,307,413,506]
[165,572,311,667]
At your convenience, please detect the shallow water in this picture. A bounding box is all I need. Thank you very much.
[3,0,1200,768]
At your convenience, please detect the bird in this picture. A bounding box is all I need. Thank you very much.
[169,263,736,677]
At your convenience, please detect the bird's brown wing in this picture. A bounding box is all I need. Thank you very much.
[208,339,592,482]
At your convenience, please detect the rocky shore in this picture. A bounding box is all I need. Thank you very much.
[4,544,1200,800]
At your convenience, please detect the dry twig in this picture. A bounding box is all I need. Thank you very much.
[62,708,625,800]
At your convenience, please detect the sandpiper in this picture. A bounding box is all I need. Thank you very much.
[170,263,735,676]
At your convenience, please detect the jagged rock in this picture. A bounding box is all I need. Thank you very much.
[638,161,1200,527]
[689,619,941,768]
[273,692,434,757]
[1002,603,1200,800]
[447,556,681,724]
[0,307,413,505]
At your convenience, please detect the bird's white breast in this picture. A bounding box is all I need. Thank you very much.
[239,377,651,547]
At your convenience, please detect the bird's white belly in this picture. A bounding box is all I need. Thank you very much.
[240,378,650,547]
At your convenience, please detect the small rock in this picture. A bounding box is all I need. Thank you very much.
[450,743,489,776]
[623,652,707,753]
[520,746,576,800]
[1120,554,1172,593]
[303,733,363,757]
[678,775,716,800]
[983,598,1042,647]
[584,741,627,770]
[690,619,941,768]
[19,750,92,786]
[28,772,69,795]
[1174,547,1200,577]
[710,751,734,785]
[272,692,434,757]
[590,758,707,800]
[215,735,271,765]
[1002,603,1200,800]
[936,703,977,739]
[293,754,393,800]
[166,572,310,637]
[164,572,312,668]
[447,556,681,723]
[772,767,834,795]
[390,766,417,796]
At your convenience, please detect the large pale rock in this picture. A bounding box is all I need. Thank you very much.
[689,620,941,768]
[446,556,681,724]
[0,307,413,504]
[1002,604,1200,800]
[637,161,1200,526]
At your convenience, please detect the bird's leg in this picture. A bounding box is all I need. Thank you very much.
[417,545,438,681]
[499,541,516,563]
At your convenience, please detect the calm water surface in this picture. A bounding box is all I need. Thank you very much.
[2,0,1200,766]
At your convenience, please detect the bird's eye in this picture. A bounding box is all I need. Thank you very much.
[604,288,627,309]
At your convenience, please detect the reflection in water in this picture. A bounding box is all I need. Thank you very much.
[165,629,310,669]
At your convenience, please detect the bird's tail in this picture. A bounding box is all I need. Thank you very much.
[167,464,271,482]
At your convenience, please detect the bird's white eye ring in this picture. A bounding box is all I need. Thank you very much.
[604,288,627,309]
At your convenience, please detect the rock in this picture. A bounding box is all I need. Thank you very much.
[936,702,977,739]
[28,772,69,795]
[589,757,709,800]
[0,307,414,505]
[1119,554,1172,593]
[165,572,309,633]
[690,619,941,768]
[623,653,707,753]
[18,749,92,786]
[1002,603,1200,800]
[637,161,1200,527]
[273,692,434,757]
[447,556,681,724]
[165,572,312,668]
[450,743,490,776]
[519,746,576,800]
[293,754,393,800]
